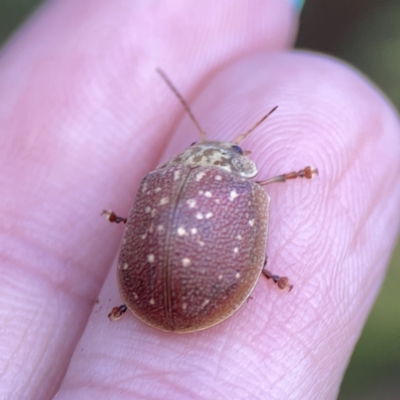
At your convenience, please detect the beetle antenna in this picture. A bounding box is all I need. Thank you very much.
[233,106,278,144]
[157,68,207,141]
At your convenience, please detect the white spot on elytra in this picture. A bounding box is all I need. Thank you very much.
[141,233,147,240]
[195,212,204,220]
[218,274,223,280]
[201,299,210,308]
[182,302,187,310]
[187,199,196,208]
[174,170,181,181]
[149,298,155,305]
[157,225,164,232]
[214,199,220,204]
[198,240,205,246]
[236,234,242,240]
[229,189,239,202]
[198,190,204,196]
[177,227,187,236]
[151,209,156,217]
[235,272,241,279]
[215,175,222,181]
[190,228,197,235]
[196,171,206,181]
[233,247,239,254]
[205,212,213,219]
[154,187,162,193]
[181,258,191,267]
[249,219,255,227]
[123,263,129,270]
[147,254,155,263]
[159,197,169,205]
[133,292,138,300]
[142,183,148,192]
[204,191,212,198]
[145,206,151,213]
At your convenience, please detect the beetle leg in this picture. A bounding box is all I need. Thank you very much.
[108,304,128,321]
[101,210,127,224]
[262,268,293,291]
[257,166,318,186]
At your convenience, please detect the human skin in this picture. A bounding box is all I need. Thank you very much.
[0,0,399,399]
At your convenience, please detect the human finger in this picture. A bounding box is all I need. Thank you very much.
[55,52,400,399]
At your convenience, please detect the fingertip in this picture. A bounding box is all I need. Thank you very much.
[160,51,400,397]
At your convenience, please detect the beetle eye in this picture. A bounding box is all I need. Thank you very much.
[231,145,244,155]
[190,142,197,146]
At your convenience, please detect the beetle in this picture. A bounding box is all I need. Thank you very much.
[103,69,317,333]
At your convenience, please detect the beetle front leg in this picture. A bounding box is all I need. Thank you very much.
[262,268,293,291]
[101,210,127,224]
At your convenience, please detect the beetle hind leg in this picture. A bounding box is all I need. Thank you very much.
[262,268,293,291]
[108,304,128,321]
[101,210,127,224]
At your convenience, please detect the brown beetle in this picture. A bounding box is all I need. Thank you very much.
[104,70,317,333]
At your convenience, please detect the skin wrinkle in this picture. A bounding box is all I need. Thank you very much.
[0,316,30,379]
[21,317,59,399]
[260,298,342,396]
[332,132,398,303]
[208,348,257,398]
[113,363,202,398]
[1,233,101,304]
[281,316,326,367]
[272,216,315,265]
[1,285,64,398]
[348,183,388,256]
[87,352,130,380]
[84,335,217,397]
[0,186,109,283]
[265,355,296,398]
[169,372,219,399]
[186,326,268,398]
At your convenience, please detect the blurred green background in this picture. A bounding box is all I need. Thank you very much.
[0,0,399,398]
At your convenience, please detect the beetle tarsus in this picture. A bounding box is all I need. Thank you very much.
[101,210,127,224]
[108,304,128,321]
[262,269,293,291]
[258,166,318,186]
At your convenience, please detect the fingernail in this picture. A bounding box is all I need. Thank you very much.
[289,0,305,12]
